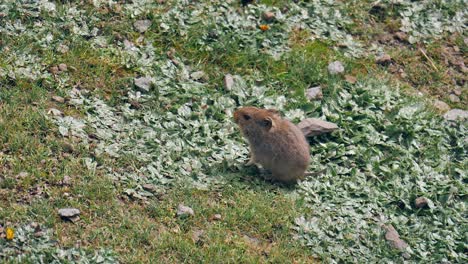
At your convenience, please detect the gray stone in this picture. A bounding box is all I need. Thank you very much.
[210,214,222,221]
[62,175,72,186]
[415,197,429,209]
[305,86,323,100]
[58,63,68,72]
[394,32,408,42]
[191,228,204,243]
[58,208,80,222]
[134,77,152,92]
[433,100,450,112]
[52,96,65,103]
[376,54,392,65]
[57,44,69,54]
[177,204,194,217]
[48,108,63,116]
[123,39,134,50]
[190,71,206,81]
[134,20,152,33]
[448,94,460,103]
[383,224,408,251]
[444,109,468,121]
[224,74,234,90]
[142,183,157,193]
[327,61,344,75]
[262,11,275,21]
[297,118,338,137]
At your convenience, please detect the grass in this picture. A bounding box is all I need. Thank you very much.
[1,0,466,263]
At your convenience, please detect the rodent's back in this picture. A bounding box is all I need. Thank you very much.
[254,119,309,181]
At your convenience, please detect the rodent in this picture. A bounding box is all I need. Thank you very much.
[233,106,310,183]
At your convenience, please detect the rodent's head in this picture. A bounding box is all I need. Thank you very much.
[233,106,280,139]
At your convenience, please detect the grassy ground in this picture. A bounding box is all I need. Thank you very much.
[0,0,466,263]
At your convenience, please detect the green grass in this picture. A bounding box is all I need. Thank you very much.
[1,0,466,263]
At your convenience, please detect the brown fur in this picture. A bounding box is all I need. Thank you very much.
[233,106,310,183]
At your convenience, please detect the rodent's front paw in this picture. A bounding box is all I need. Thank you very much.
[245,158,256,166]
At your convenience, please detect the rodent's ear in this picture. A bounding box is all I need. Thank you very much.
[262,117,275,130]
[267,109,279,115]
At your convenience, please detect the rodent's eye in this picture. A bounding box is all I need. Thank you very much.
[243,114,251,120]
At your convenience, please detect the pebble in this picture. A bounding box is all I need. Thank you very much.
[444,109,468,121]
[297,118,339,137]
[58,208,80,222]
[328,61,344,75]
[383,224,408,251]
[262,11,276,21]
[176,204,194,217]
[305,86,323,100]
[52,95,65,103]
[58,63,68,72]
[414,197,429,209]
[224,74,234,91]
[433,100,450,112]
[376,54,392,65]
[134,20,152,33]
[448,94,460,103]
[134,77,152,93]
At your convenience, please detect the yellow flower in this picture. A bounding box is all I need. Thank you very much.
[6,227,14,240]
[259,24,270,31]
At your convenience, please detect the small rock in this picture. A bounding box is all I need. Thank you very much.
[123,39,134,50]
[453,88,462,96]
[383,224,408,251]
[305,86,323,100]
[453,46,460,53]
[444,109,468,121]
[394,32,408,42]
[190,71,206,81]
[52,95,65,103]
[58,63,68,72]
[57,44,69,54]
[224,74,234,90]
[433,100,450,112]
[377,34,393,44]
[297,118,339,137]
[448,94,460,103]
[344,75,357,84]
[17,171,28,178]
[48,108,63,116]
[62,175,72,186]
[58,208,80,222]
[210,214,222,221]
[376,54,392,65]
[142,183,157,193]
[134,77,152,93]
[414,197,430,209]
[134,19,152,33]
[191,229,205,243]
[327,61,344,75]
[402,252,411,259]
[243,234,261,247]
[176,204,194,217]
[262,11,275,21]
[50,66,59,74]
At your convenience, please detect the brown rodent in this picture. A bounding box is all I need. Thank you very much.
[233,106,310,183]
